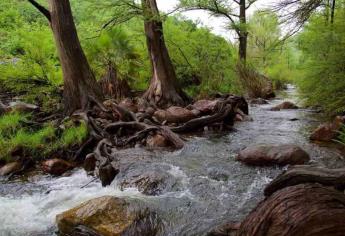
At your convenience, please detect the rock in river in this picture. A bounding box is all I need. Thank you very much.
[270,101,298,111]
[310,116,345,142]
[237,144,310,166]
[41,159,74,176]
[56,196,161,236]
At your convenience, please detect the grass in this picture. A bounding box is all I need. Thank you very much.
[337,125,345,146]
[0,112,89,162]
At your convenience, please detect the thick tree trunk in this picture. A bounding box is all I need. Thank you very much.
[49,0,103,115]
[142,0,189,108]
[238,0,248,62]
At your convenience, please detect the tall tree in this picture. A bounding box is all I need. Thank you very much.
[27,0,103,115]
[98,0,189,107]
[141,0,189,107]
[180,0,258,62]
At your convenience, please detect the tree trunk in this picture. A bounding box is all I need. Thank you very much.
[238,0,248,62]
[141,0,189,108]
[330,0,336,24]
[49,0,103,115]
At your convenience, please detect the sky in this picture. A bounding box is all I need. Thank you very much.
[156,0,277,41]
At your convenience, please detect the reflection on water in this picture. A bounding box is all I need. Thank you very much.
[0,85,344,236]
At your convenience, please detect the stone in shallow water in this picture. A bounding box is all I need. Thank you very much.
[237,144,310,166]
[41,159,74,176]
[270,101,298,111]
[56,196,161,236]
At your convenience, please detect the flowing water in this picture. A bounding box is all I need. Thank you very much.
[1,85,344,236]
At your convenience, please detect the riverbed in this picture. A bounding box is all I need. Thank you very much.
[1,85,344,236]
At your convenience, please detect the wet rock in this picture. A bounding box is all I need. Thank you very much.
[117,162,178,196]
[119,169,174,196]
[0,161,23,176]
[98,163,119,187]
[237,184,345,236]
[41,159,74,176]
[56,196,161,236]
[250,98,268,105]
[192,100,218,114]
[153,106,196,123]
[119,98,138,113]
[146,134,169,148]
[310,116,345,142]
[207,167,229,181]
[84,154,97,172]
[237,144,310,166]
[270,101,298,111]
[8,101,39,113]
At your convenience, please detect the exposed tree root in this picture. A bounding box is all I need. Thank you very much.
[264,165,345,196]
[74,95,248,186]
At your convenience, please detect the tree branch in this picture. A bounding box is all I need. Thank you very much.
[27,0,51,22]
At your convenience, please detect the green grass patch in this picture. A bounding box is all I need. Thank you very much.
[0,113,89,162]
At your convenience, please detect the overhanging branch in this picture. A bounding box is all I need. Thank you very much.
[27,0,51,22]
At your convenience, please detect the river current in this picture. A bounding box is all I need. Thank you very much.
[0,85,344,236]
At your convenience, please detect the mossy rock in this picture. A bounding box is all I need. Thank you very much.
[56,196,161,236]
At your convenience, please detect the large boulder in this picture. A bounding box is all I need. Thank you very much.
[270,101,298,111]
[56,196,161,236]
[236,184,345,236]
[0,161,23,176]
[153,106,196,124]
[310,116,345,142]
[41,159,74,176]
[237,144,310,166]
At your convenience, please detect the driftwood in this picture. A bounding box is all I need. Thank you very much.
[237,184,345,236]
[171,104,234,133]
[264,165,345,197]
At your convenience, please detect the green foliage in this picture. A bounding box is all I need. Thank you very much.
[247,10,296,89]
[296,4,345,115]
[338,125,345,145]
[59,121,88,148]
[0,112,88,162]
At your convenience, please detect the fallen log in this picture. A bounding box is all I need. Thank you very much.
[264,165,345,197]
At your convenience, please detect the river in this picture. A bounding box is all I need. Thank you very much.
[0,85,344,236]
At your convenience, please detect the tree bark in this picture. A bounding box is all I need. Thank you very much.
[49,0,103,115]
[264,165,345,197]
[238,0,248,63]
[141,0,189,108]
[29,0,103,115]
[330,0,336,24]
